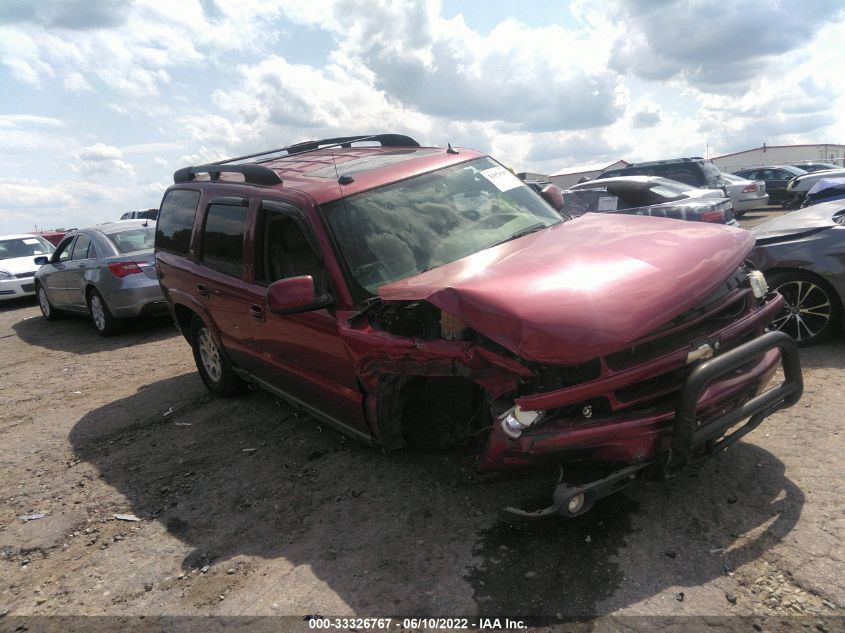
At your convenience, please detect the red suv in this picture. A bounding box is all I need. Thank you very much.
[155,134,802,519]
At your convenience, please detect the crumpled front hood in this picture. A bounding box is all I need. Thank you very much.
[752,201,845,241]
[380,214,754,365]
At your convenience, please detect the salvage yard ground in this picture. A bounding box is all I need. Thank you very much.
[1,209,844,621]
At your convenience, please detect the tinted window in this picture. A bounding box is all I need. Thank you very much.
[156,190,200,254]
[201,204,246,278]
[71,235,92,260]
[256,203,323,288]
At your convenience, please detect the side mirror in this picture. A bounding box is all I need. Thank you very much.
[266,275,333,315]
[539,184,565,211]
[34,256,49,266]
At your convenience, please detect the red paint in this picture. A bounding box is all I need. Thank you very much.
[157,142,800,479]
[380,213,755,365]
[267,276,318,312]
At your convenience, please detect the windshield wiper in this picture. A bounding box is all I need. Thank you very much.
[493,223,548,247]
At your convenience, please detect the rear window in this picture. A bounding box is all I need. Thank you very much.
[156,189,200,254]
[108,227,155,253]
[201,204,246,278]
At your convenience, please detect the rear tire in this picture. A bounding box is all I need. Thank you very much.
[88,288,121,336]
[190,317,246,396]
[36,284,63,321]
[768,270,842,345]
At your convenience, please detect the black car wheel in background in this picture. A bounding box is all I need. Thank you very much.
[767,271,841,345]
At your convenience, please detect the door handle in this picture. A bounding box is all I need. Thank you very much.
[196,283,209,297]
[249,303,265,321]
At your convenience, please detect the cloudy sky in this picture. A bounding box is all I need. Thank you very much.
[1,0,844,233]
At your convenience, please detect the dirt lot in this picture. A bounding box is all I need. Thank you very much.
[1,209,844,626]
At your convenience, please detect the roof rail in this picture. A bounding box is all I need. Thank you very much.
[173,164,283,186]
[208,133,421,165]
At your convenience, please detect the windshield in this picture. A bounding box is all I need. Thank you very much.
[0,236,55,260]
[107,226,156,253]
[323,157,562,294]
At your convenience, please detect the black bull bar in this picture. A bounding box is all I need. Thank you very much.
[500,330,803,521]
[667,329,803,469]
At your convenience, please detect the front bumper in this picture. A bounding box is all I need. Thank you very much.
[497,331,803,519]
[0,276,36,300]
[480,329,802,472]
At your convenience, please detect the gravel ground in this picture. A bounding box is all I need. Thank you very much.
[0,209,843,627]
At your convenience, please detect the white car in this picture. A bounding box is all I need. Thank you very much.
[0,234,56,301]
[722,173,769,216]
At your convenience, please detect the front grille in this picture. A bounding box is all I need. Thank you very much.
[15,272,35,278]
[517,268,781,416]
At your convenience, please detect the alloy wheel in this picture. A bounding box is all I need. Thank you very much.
[90,295,106,332]
[198,328,223,382]
[771,279,833,343]
[38,287,51,318]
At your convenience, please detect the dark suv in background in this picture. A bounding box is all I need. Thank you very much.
[599,157,727,191]
[154,134,801,519]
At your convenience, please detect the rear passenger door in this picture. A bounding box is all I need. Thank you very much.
[242,200,368,438]
[194,197,257,369]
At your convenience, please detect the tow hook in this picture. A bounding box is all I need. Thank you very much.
[499,460,658,522]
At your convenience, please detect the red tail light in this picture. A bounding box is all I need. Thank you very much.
[742,184,757,193]
[700,210,725,223]
[107,261,143,277]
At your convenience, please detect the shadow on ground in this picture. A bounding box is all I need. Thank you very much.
[795,335,845,370]
[69,374,804,616]
[12,312,177,355]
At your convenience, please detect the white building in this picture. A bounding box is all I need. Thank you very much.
[712,143,845,173]
[549,159,629,189]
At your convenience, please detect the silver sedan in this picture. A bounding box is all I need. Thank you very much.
[34,220,166,335]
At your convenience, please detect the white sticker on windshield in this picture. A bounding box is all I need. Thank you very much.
[480,167,523,192]
[23,238,40,245]
[597,196,619,211]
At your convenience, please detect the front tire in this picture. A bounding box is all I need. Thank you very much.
[190,318,246,396]
[768,271,842,345]
[37,284,63,321]
[87,289,121,336]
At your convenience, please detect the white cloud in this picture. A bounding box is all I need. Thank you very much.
[0,180,76,209]
[63,71,92,92]
[78,143,135,178]
[2,0,845,233]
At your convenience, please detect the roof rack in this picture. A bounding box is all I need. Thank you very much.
[173,164,283,185]
[172,134,420,186]
[209,134,420,165]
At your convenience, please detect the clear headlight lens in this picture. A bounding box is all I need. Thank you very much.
[501,405,541,438]
[747,270,768,299]
[0,270,13,280]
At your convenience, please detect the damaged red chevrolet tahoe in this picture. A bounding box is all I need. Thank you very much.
[154,135,803,519]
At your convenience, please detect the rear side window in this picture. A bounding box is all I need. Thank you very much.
[156,190,200,254]
[201,204,246,278]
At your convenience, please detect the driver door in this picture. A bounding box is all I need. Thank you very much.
[43,236,75,307]
[243,200,367,437]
